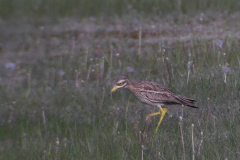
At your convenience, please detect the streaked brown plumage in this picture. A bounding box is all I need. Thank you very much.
[110,76,197,132]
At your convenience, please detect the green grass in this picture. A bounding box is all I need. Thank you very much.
[1,2,240,159]
[1,0,240,18]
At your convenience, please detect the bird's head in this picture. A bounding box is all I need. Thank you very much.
[110,76,129,94]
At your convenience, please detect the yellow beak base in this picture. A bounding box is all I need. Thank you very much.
[111,87,117,93]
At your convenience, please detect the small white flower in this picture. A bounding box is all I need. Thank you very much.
[222,66,230,74]
[166,57,171,63]
[59,70,65,76]
[151,25,156,29]
[5,63,16,71]
[214,39,223,48]
[127,67,134,73]
[179,116,183,121]
[187,61,193,69]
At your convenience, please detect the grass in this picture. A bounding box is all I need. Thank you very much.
[1,1,240,159]
[1,0,240,18]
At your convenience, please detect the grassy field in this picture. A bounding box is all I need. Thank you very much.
[1,1,240,160]
[1,0,240,18]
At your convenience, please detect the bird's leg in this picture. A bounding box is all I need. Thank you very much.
[155,107,168,133]
[145,107,168,132]
[146,112,161,122]
[146,112,161,133]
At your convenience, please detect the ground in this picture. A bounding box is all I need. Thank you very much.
[0,11,240,159]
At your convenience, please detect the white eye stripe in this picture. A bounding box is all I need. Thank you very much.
[118,80,125,83]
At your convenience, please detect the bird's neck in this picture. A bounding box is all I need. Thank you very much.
[125,80,137,92]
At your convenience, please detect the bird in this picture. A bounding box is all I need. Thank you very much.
[110,76,197,132]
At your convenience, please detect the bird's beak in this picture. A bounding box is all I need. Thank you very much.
[111,87,117,93]
[109,87,117,96]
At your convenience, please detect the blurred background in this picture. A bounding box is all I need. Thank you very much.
[0,0,240,18]
[1,0,240,159]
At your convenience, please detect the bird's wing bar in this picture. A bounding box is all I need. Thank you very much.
[139,90,181,105]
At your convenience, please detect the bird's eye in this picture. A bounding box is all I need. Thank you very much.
[117,82,124,86]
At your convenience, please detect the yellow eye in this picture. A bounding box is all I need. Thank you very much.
[117,82,124,86]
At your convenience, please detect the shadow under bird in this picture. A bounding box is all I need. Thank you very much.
[110,76,198,133]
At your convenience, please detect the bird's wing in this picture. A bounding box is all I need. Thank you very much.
[136,81,175,93]
[132,80,197,107]
[139,89,180,105]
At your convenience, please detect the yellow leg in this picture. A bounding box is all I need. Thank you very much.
[146,107,168,132]
[155,107,168,133]
[146,112,161,121]
[146,112,161,134]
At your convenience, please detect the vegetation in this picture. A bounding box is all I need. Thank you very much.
[1,0,240,18]
[0,0,240,159]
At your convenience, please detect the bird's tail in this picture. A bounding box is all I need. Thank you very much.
[175,95,198,108]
